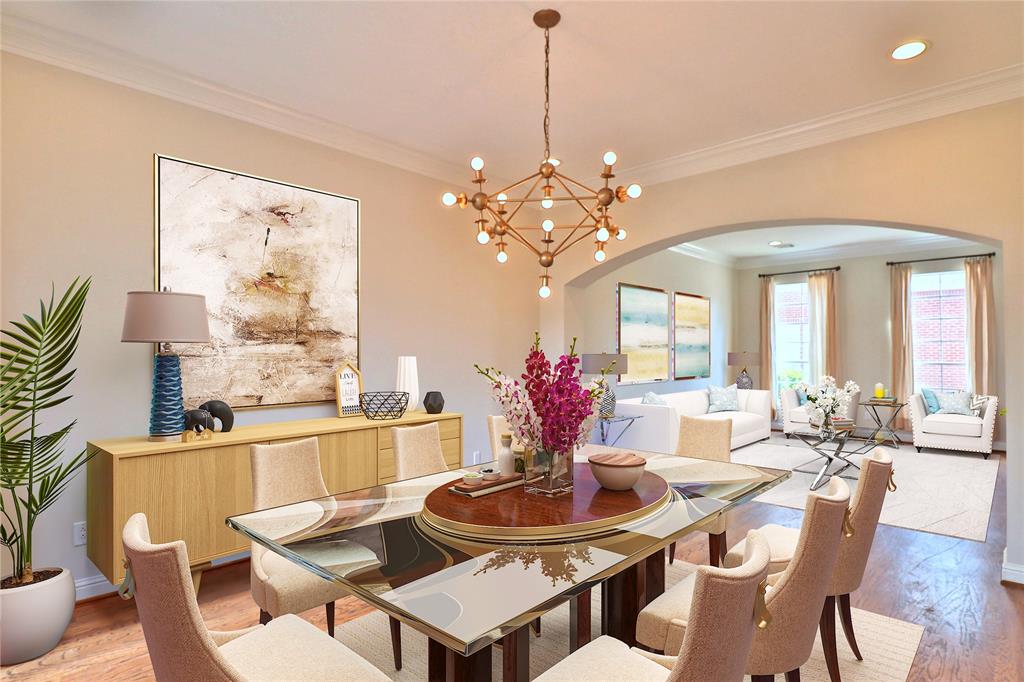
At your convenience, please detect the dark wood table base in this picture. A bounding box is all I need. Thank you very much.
[601,547,667,646]
[427,638,492,682]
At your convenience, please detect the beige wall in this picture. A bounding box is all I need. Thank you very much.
[579,249,737,399]
[551,99,1023,579]
[0,53,537,590]
[734,244,1005,441]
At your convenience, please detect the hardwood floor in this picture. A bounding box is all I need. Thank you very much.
[5,453,1020,681]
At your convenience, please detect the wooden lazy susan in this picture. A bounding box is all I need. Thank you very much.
[420,462,671,543]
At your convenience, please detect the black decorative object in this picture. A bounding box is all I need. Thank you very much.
[199,400,235,432]
[360,392,409,420]
[423,391,445,414]
[183,409,214,432]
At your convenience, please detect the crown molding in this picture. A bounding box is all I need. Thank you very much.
[618,64,1024,187]
[732,234,974,269]
[667,243,737,267]
[3,15,1022,189]
[0,15,471,185]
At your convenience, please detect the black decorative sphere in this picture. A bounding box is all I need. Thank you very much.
[199,400,234,432]
[423,391,445,414]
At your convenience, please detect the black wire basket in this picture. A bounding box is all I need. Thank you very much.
[359,391,410,420]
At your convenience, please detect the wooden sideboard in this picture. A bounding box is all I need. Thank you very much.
[87,411,463,586]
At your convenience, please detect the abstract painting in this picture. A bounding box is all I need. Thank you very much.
[157,155,359,408]
[674,292,711,379]
[617,283,669,383]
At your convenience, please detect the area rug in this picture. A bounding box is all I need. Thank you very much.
[335,562,924,681]
[730,435,998,542]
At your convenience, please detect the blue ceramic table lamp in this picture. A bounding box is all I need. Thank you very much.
[121,290,210,441]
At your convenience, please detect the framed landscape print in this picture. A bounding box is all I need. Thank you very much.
[617,283,670,383]
[156,155,359,408]
[674,292,711,379]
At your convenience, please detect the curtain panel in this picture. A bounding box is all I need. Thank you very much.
[964,255,996,396]
[890,264,914,431]
[808,269,841,382]
[759,277,775,419]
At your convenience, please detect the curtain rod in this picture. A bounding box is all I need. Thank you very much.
[758,266,840,279]
[886,252,996,266]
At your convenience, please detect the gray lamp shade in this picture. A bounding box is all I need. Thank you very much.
[121,291,211,344]
[727,352,760,367]
[581,353,628,375]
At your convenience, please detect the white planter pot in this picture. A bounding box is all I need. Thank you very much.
[396,356,420,411]
[0,567,75,665]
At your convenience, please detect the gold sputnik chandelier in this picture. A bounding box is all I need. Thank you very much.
[440,9,642,299]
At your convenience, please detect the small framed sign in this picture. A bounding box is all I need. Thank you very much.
[335,363,363,417]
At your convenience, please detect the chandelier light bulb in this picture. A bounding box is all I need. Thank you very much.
[470,156,485,171]
[626,183,642,199]
[603,151,617,166]
[542,219,555,232]
[541,198,554,209]
[477,230,490,245]
[546,158,560,167]
[594,248,607,263]
[497,193,508,204]
[595,226,611,242]
[496,249,509,264]
[616,228,627,241]
[441,192,457,207]
[539,284,552,298]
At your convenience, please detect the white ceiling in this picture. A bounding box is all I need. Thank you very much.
[2,2,1022,183]
[675,225,981,267]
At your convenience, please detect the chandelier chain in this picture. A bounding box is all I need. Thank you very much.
[543,27,550,162]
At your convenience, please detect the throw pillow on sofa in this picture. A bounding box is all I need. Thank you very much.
[921,387,941,414]
[969,394,988,417]
[708,384,739,413]
[936,390,973,416]
[641,392,667,405]
[796,389,809,405]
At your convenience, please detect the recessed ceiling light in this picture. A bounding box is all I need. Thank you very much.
[769,241,795,249]
[891,40,928,61]
[768,240,783,247]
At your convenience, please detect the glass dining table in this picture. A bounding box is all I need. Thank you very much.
[226,444,789,682]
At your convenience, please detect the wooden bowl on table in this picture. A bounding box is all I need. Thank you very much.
[588,452,646,491]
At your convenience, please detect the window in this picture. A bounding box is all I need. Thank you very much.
[911,270,967,393]
[772,280,811,399]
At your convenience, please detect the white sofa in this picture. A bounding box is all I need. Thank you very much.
[781,388,861,436]
[909,393,998,459]
[613,388,771,453]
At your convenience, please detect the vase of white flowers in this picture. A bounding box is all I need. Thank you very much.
[798,376,860,438]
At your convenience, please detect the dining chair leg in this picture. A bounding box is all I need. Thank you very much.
[668,541,676,564]
[837,593,863,660]
[785,670,801,682]
[389,615,403,670]
[258,609,272,625]
[531,617,541,637]
[750,675,775,682]
[819,596,841,682]
[325,601,335,638]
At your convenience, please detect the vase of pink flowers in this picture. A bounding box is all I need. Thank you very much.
[477,333,611,496]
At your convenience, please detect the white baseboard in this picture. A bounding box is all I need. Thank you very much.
[75,573,116,601]
[1002,549,1024,586]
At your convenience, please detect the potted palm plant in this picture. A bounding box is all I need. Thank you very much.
[1,278,91,664]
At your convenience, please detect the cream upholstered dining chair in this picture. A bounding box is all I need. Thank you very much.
[637,478,851,682]
[668,416,733,567]
[538,530,772,682]
[392,422,448,481]
[122,513,389,682]
[723,450,894,681]
[487,414,510,461]
[249,437,403,670]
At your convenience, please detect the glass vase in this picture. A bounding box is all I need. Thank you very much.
[525,448,574,496]
[819,413,836,439]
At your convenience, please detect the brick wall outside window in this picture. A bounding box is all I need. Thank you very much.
[911,270,968,393]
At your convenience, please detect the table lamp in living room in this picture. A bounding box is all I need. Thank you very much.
[728,351,760,390]
[582,353,628,418]
[121,290,210,441]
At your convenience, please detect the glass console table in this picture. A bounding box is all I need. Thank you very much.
[227,445,788,682]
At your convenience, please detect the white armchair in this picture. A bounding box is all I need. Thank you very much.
[781,387,860,436]
[909,393,998,459]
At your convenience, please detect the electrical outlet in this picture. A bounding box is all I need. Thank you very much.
[73,521,87,547]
